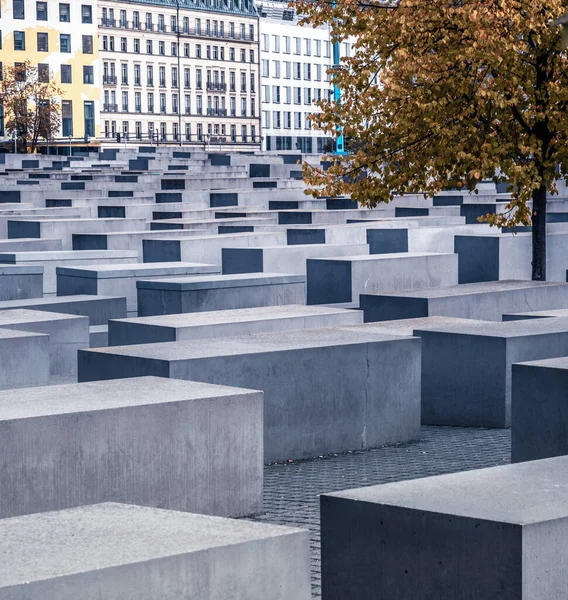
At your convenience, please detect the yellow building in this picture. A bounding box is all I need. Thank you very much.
[0,0,100,141]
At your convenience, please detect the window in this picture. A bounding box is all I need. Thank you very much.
[241,124,247,142]
[62,100,73,137]
[60,34,71,53]
[84,101,95,137]
[272,86,281,103]
[284,86,291,104]
[59,3,70,22]
[250,49,254,63]
[184,68,190,89]
[206,45,211,59]
[109,36,115,51]
[185,94,190,114]
[304,63,311,80]
[103,36,108,51]
[240,71,246,92]
[196,95,202,115]
[134,64,141,85]
[305,39,312,56]
[147,65,153,86]
[261,60,269,77]
[15,63,26,81]
[81,4,92,23]
[36,2,47,20]
[185,122,191,141]
[249,24,255,41]
[196,69,202,89]
[250,71,256,92]
[284,36,291,54]
[159,66,166,87]
[146,40,153,54]
[134,38,140,53]
[284,62,291,79]
[230,96,236,115]
[14,0,25,18]
[136,121,142,139]
[250,98,255,116]
[122,91,128,112]
[213,46,218,59]
[315,40,321,57]
[273,61,281,78]
[61,64,72,84]
[294,62,301,79]
[196,44,201,58]
[324,41,331,58]
[241,97,246,116]
[183,17,189,33]
[315,64,322,81]
[83,66,94,84]
[160,93,166,113]
[82,35,93,54]
[171,42,177,56]
[272,35,280,53]
[294,111,302,128]
[158,14,165,32]
[229,71,235,92]
[170,16,177,32]
[121,37,127,52]
[145,13,152,29]
[196,18,202,35]
[273,111,281,129]
[294,37,301,55]
[262,34,269,51]
[284,111,291,129]
[229,47,235,61]
[184,43,189,57]
[37,32,48,52]
[159,41,165,55]
[230,124,236,142]
[304,87,311,104]
[171,66,178,88]
[294,87,301,104]
[262,85,270,103]
[147,92,154,112]
[133,11,140,28]
[38,63,49,82]
[197,123,203,141]
[121,64,128,84]
[172,94,178,114]
[14,31,25,51]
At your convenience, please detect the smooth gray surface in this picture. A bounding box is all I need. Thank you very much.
[504,308,568,321]
[0,266,43,301]
[0,377,263,518]
[108,304,363,345]
[512,357,568,463]
[360,280,568,322]
[0,328,50,390]
[0,503,311,600]
[79,328,421,462]
[322,457,568,599]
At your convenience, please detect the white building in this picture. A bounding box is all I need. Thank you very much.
[258,0,351,153]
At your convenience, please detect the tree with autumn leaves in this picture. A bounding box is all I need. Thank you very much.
[0,61,62,154]
[296,0,568,280]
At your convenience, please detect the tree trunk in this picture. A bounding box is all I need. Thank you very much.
[531,185,547,281]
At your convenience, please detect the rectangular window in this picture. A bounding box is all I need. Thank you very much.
[304,63,311,80]
[0,105,5,137]
[61,64,72,84]
[60,34,71,53]
[272,35,280,53]
[14,31,25,51]
[305,39,312,56]
[146,40,153,54]
[315,40,321,57]
[82,35,93,54]
[121,37,127,52]
[36,1,48,20]
[134,39,140,53]
[184,43,189,57]
[134,64,141,85]
[171,42,177,56]
[62,100,73,137]
[120,10,127,27]
[147,92,154,112]
[159,41,165,55]
[84,101,95,137]
[121,64,128,84]
[122,91,128,112]
[294,37,301,55]
[294,62,301,80]
[37,32,49,52]
[262,34,269,51]
[261,60,269,77]
[38,63,49,82]
[83,66,94,84]
[81,4,92,23]
[59,3,70,22]
[14,0,25,18]
[272,85,280,103]
[284,36,291,54]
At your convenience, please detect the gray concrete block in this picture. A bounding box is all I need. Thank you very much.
[322,456,568,600]
[109,304,363,345]
[0,295,126,326]
[0,329,50,390]
[503,308,568,321]
[0,309,89,378]
[416,318,568,427]
[0,503,311,600]
[512,356,568,463]
[361,281,568,322]
[0,377,263,518]
[56,262,219,314]
[136,273,306,317]
[78,329,421,462]
[0,266,43,300]
[307,253,459,305]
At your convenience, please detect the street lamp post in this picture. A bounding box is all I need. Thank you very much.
[175,0,183,146]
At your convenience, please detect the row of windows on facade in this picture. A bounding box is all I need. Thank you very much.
[101,35,255,64]
[101,8,255,41]
[263,85,331,106]
[103,63,256,94]
[102,89,256,117]
[261,61,330,82]
[5,31,94,54]
[11,1,93,23]
[102,120,257,144]
[261,34,331,58]
[261,34,352,59]
[262,110,314,130]
[0,61,96,85]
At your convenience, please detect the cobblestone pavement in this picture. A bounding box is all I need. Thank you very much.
[251,426,511,598]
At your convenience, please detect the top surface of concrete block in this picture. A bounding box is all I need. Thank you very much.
[0,295,123,309]
[0,251,138,262]
[0,328,48,341]
[505,308,568,319]
[514,355,568,370]
[0,502,304,587]
[314,252,452,263]
[56,262,218,279]
[415,316,568,338]
[368,280,568,299]
[0,376,260,421]
[327,456,568,525]
[0,308,83,325]
[113,304,361,327]
[86,327,410,361]
[136,272,305,291]
[341,317,483,336]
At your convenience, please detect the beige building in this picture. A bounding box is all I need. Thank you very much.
[98,0,260,148]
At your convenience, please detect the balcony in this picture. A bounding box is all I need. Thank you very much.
[207,108,228,116]
[207,82,227,92]
[103,75,117,85]
[103,103,118,112]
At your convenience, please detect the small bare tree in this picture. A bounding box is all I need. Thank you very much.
[0,61,62,153]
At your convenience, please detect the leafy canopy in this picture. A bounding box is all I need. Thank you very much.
[295,0,568,228]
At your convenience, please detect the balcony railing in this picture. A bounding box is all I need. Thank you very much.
[103,75,117,85]
[207,108,228,116]
[103,103,118,112]
[207,82,227,92]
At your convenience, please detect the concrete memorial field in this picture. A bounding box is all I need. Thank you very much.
[0,147,567,598]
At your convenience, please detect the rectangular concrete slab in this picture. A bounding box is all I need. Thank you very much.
[109,304,364,345]
[0,376,262,519]
[512,356,568,463]
[78,328,421,462]
[0,265,43,300]
[0,309,88,378]
[360,280,568,322]
[504,308,568,321]
[321,456,568,600]
[307,252,459,305]
[136,272,306,316]
[0,503,311,600]
[0,328,50,390]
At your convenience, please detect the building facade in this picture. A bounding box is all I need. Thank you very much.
[258,0,349,153]
[98,0,260,147]
[0,0,100,140]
